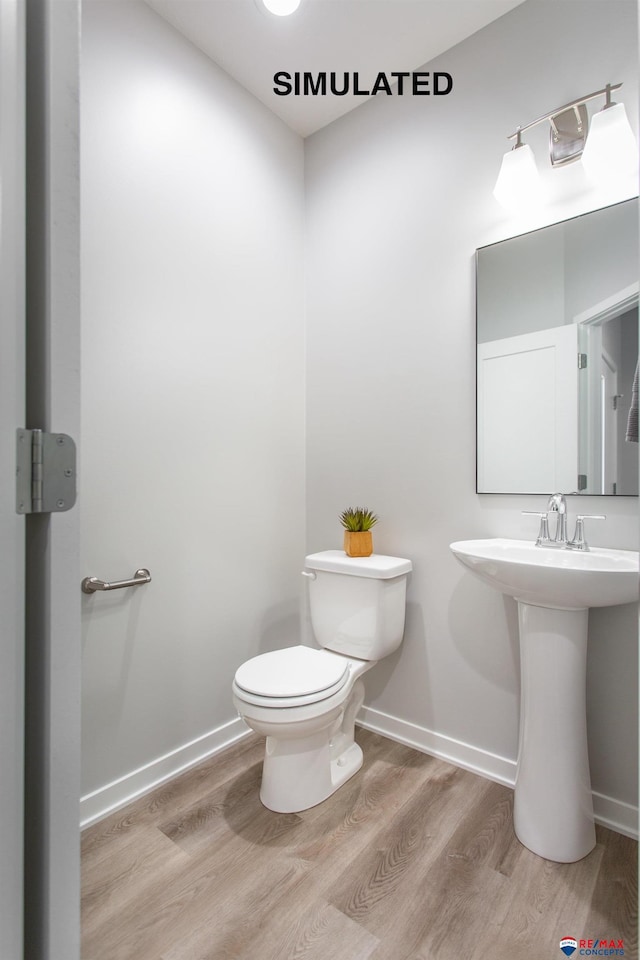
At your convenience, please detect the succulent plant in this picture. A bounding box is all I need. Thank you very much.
[339,507,379,532]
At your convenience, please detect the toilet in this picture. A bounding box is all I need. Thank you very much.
[232,549,412,813]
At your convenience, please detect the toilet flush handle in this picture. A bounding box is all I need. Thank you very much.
[301,570,317,580]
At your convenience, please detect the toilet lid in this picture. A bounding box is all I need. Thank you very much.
[234,646,349,700]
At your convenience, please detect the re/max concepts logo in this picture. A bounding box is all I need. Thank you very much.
[560,937,625,956]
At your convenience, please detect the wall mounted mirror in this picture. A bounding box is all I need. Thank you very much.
[476,198,639,495]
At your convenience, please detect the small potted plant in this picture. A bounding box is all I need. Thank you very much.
[339,506,379,558]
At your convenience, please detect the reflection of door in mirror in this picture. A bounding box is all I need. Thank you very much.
[477,326,578,493]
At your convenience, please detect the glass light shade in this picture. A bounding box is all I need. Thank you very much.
[493,143,544,211]
[261,0,301,15]
[581,103,639,184]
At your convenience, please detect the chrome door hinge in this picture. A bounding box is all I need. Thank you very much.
[578,353,588,369]
[16,429,77,514]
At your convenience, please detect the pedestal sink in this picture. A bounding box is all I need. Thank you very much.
[450,538,639,863]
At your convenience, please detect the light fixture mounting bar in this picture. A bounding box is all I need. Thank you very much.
[506,82,623,142]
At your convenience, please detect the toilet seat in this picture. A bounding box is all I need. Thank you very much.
[234,645,350,708]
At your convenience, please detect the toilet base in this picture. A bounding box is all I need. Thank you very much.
[260,734,363,813]
[258,678,366,813]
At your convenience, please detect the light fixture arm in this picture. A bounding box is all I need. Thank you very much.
[506,82,623,142]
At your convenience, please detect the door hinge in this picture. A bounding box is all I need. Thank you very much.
[577,474,587,491]
[578,353,588,369]
[16,429,77,514]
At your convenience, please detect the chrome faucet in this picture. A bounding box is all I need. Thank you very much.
[523,493,605,551]
[547,492,568,544]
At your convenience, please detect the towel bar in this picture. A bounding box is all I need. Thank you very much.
[82,568,151,594]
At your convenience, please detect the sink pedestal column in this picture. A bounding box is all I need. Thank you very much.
[514,601,595,862]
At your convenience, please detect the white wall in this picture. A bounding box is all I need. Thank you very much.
[305,0,638,829]
[80,1,305,814]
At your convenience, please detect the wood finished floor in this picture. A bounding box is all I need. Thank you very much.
[82,730,638,960]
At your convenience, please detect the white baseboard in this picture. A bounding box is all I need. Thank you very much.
[80,717,251,829]
[81,707,638,842]
[358,705,517,786]
[591,791,639,841]
[358,705,638,842]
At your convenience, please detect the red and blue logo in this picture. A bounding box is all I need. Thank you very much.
[560,938,578,956]
[560,937,625,956]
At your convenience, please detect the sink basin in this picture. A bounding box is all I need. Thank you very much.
[450,538,639,610]
[450,536,639,863]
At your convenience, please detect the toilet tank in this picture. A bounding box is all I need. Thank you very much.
[304,551,412,660]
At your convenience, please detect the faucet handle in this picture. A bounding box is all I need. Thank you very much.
[522,511,550,545]
[567,514,606,552]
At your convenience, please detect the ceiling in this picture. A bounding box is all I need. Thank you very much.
[145,0,526,137]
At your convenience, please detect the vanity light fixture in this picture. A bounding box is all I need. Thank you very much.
[581,85,639,183]
[259,0,301,15]
[493,82,638,210]
[492,129,545,211]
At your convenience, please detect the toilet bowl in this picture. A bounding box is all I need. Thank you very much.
[232,551,411,813]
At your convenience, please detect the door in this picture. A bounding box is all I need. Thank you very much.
[477,325,579,493]
[23,1,82,957]
[0,3,26,956]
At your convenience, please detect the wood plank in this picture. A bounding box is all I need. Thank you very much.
[153,734,436,960]
[81,729,638,960]
[81,734,265,865]
[223,736,440,960]
[82,825,191,939]
[328,760,487,927]
[587,825,638,956]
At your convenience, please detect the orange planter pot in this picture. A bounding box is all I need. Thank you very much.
[343,531,373,557]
